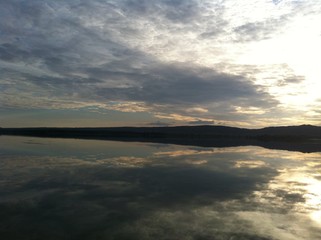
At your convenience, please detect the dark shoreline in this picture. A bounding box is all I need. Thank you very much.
[1,125,321,153]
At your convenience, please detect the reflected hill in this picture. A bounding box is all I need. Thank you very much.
[1,125,321,153]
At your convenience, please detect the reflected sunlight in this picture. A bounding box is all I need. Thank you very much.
[304,178,321,224]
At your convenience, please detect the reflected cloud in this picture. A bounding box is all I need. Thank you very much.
[236,211,317,240]
[234,160,267,169]
[154,146,257,157]
[1,136,321,239]
[154,149,214,157]
[98,156,150,168]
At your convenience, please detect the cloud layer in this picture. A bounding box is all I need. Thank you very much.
[1,0,321,127]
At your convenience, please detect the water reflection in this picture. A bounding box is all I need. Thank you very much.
[0,136,321,239]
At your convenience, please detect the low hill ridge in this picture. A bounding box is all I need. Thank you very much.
[1,125,321,153]
[1,124,321,138]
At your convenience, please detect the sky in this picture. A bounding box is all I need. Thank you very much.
[0,0,321,128]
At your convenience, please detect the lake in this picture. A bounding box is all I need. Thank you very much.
[1,135,321,240]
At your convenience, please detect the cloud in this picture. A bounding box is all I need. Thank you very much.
[121,0,202,23]
[94,63,276,106]
[186,107,208,114]
[273,0,283,5]
[233,20,283,42]
[277,75,305,86]
[0,0,320,127]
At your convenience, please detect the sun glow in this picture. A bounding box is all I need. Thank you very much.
[310,211,321,225]
[235,12,321,110]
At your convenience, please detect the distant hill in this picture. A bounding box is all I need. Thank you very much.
[254,125,321,137]
[1,124,321,139]
[1,125,321,152]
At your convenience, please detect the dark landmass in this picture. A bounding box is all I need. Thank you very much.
[1,125,321,153]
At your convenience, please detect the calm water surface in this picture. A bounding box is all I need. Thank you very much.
[1,136,321,240]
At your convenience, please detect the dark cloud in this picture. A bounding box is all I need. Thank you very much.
[0,43,32,62]
[95,63,277,108]
[0,0,274,108]
[277,75,305,87]
[120,0,201,23]
[1,13,278,116]
[0,0,153,71]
